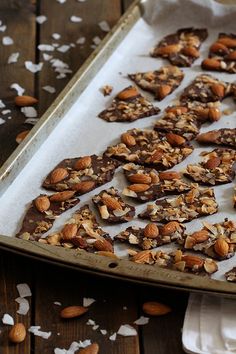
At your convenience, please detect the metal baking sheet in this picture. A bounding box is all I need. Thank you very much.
[0,0,236,297]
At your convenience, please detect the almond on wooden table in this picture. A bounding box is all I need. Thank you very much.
[16,130,30,144]
[14,95,38,106]
[60,305,88,319]
[142,301,172,316]
[9,323,26,343]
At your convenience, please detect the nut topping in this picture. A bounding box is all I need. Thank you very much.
[34,196,50,213]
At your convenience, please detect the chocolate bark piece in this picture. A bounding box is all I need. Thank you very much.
[179,219,236,261]
[98,86,160,122]
[184,148,236,186]
[197,129,236,149]
[202,33,236,73]
[180,74,233,103]
[16,191,80,241]
[41,205,113,252]
[151,27,208,67]
[115,221,185,250]
[139,186,218,223]
[92,187,135,223]
[129,66,184,100]
[129,249,218,276]
[225,267,236,282]
[122,163,192,202]
[42,155,120,193]
[104,129,193,170]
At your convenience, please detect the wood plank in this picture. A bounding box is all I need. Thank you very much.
[123,0,135,11]
[0,0,36,165]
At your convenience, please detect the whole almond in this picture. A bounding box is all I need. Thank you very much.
[166,106,188,114]
[182,255,204,268]
[121,132,136,147]
[34,196,50,213]
[132,250,151,263]
[157,84,172,100]
[211,83,225,98]
[156,44,181,55]
[128,183,150,192]
[102,195,122,210]
[204,156,221,169]
[159,171,181,180]
[218,36,236,48]
[182,46,200,58]
[208,107,221,122]
[128,173,152,184]
[62,223,78,240]
[214,238,229,257]
[201,58,221,70]
[96,251,119,259]
[142,301,172,316]
[9,323,26,343]
[72,180,95,193]
[50,168,68,184]
[93,239,113,252]
[191,230,209,243]
[16,130,30,144]
[117,86,139,100]
[210,42,229,54]
[196,131,221,144]
[60,305,88,319]
[79,343,99,354]
[50,190,75,202]
[74,156,92,170]
[14,95,38,107]
[143,223,159,238]
[149,149,163,162]
[226,51,236,60]
[166,132,186,146]
[161,221,180,236]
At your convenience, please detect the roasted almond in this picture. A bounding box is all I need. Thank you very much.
[208,107,221,121]
[201,58,221,70]
[50,168,68,184]
[161,221,180,236]
[14,95,38,107]
[16,130,30,144]
[79,343,99,354]
[96,251,119,259]
[191,230,209,243]
[196,131,221,144]
[210,42,229,54]
[128,183,150,192]
[184,236,196,249]
[166,133,186,146]
[182,255,204,268]
[214,238,229,257]
[226,51,236,60]
[204,156,221,169]
[156,44,181,55]
[60,305,88,319]
[149,148,163,162]
[93,239,113,252]
[121,132,136,147]
[132,250,151,263]
[159,171,181,180]
[157,84,172,100]
[218,36,236,48]
[204,258,218,274]
[34,196,50,213]
[211,83,225,98]
[9,323,26,343]
[102,195,122,210]
[74,156,92,170]
[166,106,188,114]
[182,46,200,58]
[72,180,95,193]
[62,223,78,240]
[128,173,152,184]
[50,190,76,202]
[142,301,172,316]
[144,223,159,238]
[117,86,139,100]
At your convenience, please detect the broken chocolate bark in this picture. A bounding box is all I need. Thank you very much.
[139,186,218,223]
[202,33,236,73]
[197,129,236,149]
[42,155,120,193]
[129,249,218,276]
[98,86,160,122]
[115,221,185,250]
[179,219,236,261]
[180,74,233,103]
[225,267,236,282]
[39,205,113,252]
[16,191,80,240]
[184,149,236,186]
[104,129,193,170]
[92,187,135,223]
[129,65,184,100]
[151,27,208,67]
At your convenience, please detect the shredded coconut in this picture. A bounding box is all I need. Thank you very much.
[2,314,14,325]
[8,52,19,64]
[15,297,30,315]
[25,61,43,73]
[70,16,82,23]
[36,15,47,24]
[57,45,70,53]
[117,324,137,336]
[2,36,13,45]
[10,83,25,96]
[83,298,96,307]
[98,20,110,32]
[38,44,55,51]
[28,326,51,339]
[43,85,56,93]
[134,316,149,325]
[21,107,37,118]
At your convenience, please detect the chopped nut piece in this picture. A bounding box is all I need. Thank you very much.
[101,85,113,96]
[225,267,236,282]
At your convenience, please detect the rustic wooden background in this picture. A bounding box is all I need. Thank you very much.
[0,1,188,353]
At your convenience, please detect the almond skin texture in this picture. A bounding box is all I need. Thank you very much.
[50,190,75,202]
[166,133,186,146]
[166,106,188,114]
[102,195,122,210]
[204,156,221,169]
[72,180,95,193]
[50,168,68,184]
[182,46,200,58]
[9,323,26,343]
[210,42,229,54]
[62,223,78,240]
[211,83,225,98]
[202,58,221,70]
[74,156,92,170]
[16,130,30,144]
[214,238,229,257]
[34,196,50,213]
[144,223,159,238]
[156,44,181,55]
[93,239,113,252]
[14,95,38,107]
[208,107,221,122]
[218,37,236,48]
[117,86,139,100]
[157,85,172,100]
[226,51,236,60]
[182,255,204,268]
[96,251,119,259]
[129,184,150,192]
[159,171,181,180]
[60,306,88,319]
[121,132,136,147]
[161,221,180,236]
[142,301,172,316]
[149,149,163,162]
[79,343,99,354]
[196,131,221,144]
[191,230,209,243]
[128,174,152,184]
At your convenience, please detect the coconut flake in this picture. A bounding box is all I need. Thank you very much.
[36,15,47,24]
[10,83,25,96]
[24,118,39,125]
[38,44,55,51]
[70,43,76,48]
[15,297,30,315]
[54,301,62,306]
[56,73,66,79]
[43,85,56,94]
[0,25,6,32]
[52,33,61,40]
[83,298,96,307]
[100,329,107,335]
[28,326,51,339]
[123,306,128,310]
[70,16,82,23]
[98,20,110,32]
[117,324,137,336]
[86,319,96,326]
[2,314,14,325]
[51,58,68,68]
[109,333,117,341]
[57,0,66,3]
[79,340,92,348]
[57,45,70,53]
[21,107,37,118]
[17,283,32,297]
[3,36,13,46]
[2,109,11,115]
[25,61,43,73]
[92,325,99,330]
[76,37,86,45]
[93,36,101,45]
[8,52,19,64]
[0,100,5,108]
[134,316,149,325]
[77,0,86,2]
[43,53,53,61]
[0,118,5,125]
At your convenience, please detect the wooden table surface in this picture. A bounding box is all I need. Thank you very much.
[0,1,188,353]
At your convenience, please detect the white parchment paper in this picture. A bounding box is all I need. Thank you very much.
[1,0,236,281]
